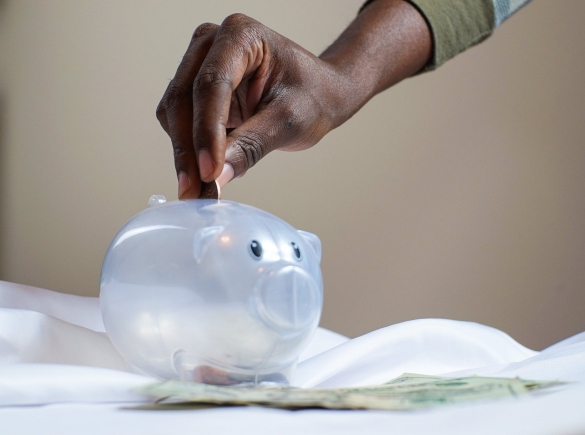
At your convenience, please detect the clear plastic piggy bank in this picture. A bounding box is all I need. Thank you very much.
[100,196,323,386]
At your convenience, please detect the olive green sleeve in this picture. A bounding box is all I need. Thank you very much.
[405,0,495,71]
[359,0,532,71]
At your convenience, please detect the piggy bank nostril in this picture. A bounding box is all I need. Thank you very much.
[255,266,321,331]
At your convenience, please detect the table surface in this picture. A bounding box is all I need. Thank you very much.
[3,383,585,435]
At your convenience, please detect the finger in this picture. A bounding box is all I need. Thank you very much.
[157,23,219,137]
[156,100,170,134]
[192,14,266,183]
[163,23,220,199]
[168,100,199,199]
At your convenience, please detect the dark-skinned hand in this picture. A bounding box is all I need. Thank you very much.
[156,0,432,198]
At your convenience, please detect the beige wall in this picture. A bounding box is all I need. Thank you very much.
[1,1,584,350]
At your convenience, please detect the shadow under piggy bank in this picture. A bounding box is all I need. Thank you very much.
[100,196,323,386]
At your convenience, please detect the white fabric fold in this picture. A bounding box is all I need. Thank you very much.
[0,364,151,406]
[0,280,104,331]
[0,308,126,370]
[542,330,585,351]
[297,328,349,363]
[294,319,536,388]
[1,278,584,413]
[446,339,585,382]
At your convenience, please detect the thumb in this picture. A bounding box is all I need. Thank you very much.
[219,106,298,186]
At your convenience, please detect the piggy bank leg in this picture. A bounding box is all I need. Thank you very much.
[172,349,296,387]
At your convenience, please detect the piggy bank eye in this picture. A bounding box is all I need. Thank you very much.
[291,242,301,260]
[249,240,263,259]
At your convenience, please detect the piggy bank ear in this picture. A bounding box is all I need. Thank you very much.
[298,230,322,263]
[193,225,224,263]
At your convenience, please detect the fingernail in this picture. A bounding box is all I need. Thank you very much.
[198,149,214,180]
[178,171,191,198]
[217,163,234,189]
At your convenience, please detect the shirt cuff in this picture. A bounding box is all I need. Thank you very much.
[405,0,496,71]
[360,0,496,72]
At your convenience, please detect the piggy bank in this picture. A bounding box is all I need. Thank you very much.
[100,196,323,386]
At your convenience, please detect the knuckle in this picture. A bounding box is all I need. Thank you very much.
[280,106,300,132]
[195,66,231,90]
[213,14,262,62]
[222,13,250,29]
[172,143,190,161]
[235,132,267,169]
[155,101,166,122]
[221,13,260,44]
[285,118,295,130]
[192,22,218,39]
[164,80,188,108]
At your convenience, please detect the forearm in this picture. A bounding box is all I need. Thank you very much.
[158,0,533,195]
[319,0,432,126]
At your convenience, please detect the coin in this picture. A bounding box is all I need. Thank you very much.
[199,180,221,200]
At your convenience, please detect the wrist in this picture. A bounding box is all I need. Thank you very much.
[318,0,432,126]
[316,59,376,131]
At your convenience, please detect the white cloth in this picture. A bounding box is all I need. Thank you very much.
[1,279,584,435]
[0,280,104,331]
[296,319,536,388]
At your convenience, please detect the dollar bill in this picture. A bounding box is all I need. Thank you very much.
[134,373,562,411]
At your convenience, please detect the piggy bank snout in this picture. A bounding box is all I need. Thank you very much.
[255,265,321,332]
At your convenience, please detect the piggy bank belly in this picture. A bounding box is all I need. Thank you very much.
[100,198,323,386]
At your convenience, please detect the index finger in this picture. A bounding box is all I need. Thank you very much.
[192,13,266,182]
[159,22,219,199]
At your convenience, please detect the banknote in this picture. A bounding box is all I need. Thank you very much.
[134,373,562,411]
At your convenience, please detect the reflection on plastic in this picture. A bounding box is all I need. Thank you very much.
[100,197,323,386]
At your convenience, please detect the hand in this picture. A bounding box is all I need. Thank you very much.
[157,1,432,199]
[156,14,346,199]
